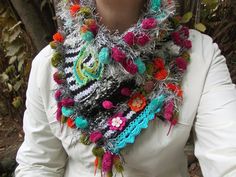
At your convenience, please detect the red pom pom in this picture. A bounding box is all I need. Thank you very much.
[67,118,75,128]
[55,90,62,100]
[53,72,64,85]
[111,47,126,62]
[61,98,74,107]
[136,33,150,46]
[70,4,81,16]
[182,39,192,49]
[53,32,64,43]
[123,32,136,46]
[154,58,165,70]
[142,18,158,29]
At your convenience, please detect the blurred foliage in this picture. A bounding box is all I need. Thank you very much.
[0,1,33,119]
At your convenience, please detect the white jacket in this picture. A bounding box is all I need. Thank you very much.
[15,30,236,177]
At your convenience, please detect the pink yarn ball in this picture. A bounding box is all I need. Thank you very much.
[102,100,114,109]
[54,90,62,100]
[61,98,74,106]
[102,151,113,172]
[136,33,150,46]
[176,57,188,71]
[121,87,132,96]
[142,18,157,29]
[89,131,103,143]
[183,39,192,49]
[111,47,126,62]
[123,32,136,46]
[123,59,138,75]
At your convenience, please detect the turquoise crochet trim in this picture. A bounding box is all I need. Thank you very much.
[107,94,166,154]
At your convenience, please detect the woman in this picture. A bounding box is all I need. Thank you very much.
[15,0,236,177]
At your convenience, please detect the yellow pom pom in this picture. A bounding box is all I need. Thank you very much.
[80,7,91,16]
[92,147,104,157]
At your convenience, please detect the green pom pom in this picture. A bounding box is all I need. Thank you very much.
[135,58,146,74]
[82,31,94,42]
[50,41,57,49]
[51,52,62,67]
[98,47,111,64]
[92,147,104,157]
[114,157,124,173]
[80,134,91,145]
[61,107,74,117]
[75,116,88,129]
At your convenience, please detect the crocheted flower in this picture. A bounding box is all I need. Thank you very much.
[128,93,147,112]
[123,32,136,46]
[136,33,150,46]
[108,113,127,131]
[70,4,81,16]
[53,32,64,43]
[111,47,126,62]
[142,18,157,29]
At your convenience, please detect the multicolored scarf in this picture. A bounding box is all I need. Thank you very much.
[50,0,192,176]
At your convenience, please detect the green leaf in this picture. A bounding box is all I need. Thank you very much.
[0,73,9,82]
[12,96,22,109]
[5,40,23,57]
[18,59,24,72]
[13,80,23,91]
[9,56,17,64]
[181,12,193,24]
[194,23,207,32]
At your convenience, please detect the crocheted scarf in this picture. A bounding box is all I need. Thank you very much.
[50,0,192,176]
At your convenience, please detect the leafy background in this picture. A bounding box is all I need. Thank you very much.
[0,0,235,176]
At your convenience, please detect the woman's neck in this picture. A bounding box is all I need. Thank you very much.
[95,0,146,33]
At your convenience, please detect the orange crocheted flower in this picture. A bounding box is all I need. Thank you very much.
[70,4,81,16]
[53,32,64,43]
[128,93,147,112]
[166,83,183,97]
[154,69,168,80]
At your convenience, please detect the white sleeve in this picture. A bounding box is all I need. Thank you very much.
[15,47,67,177]
[194,34,236,177]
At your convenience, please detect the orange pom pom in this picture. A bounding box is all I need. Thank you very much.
[53,32,64,43]
[67,118,75,128]
[166,83,183,97]
[70,4,80,16]
[80,25,88,33]
[154,69,168,80]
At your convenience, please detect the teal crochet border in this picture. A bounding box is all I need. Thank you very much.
[107,94,166,154]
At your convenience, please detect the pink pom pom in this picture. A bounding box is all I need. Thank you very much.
[89,24,98,35]
[136,33,150,46]
[176,57,188,71]
[55,90,62,100]
[102,151,113,172]
[89,131,103,143]
[171,32,182,46]
[102,100,115,109]
[61,98,74,106]
[56,107,62,121]
[123,59,138,75]
[182,39,192,49]
[111,47,126,62]
[164,100,174,121]
[123,32,136,46]
[142,18,157,29]
[121,87,132,96]
[53,72,64,85]
[180,26,190,37]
